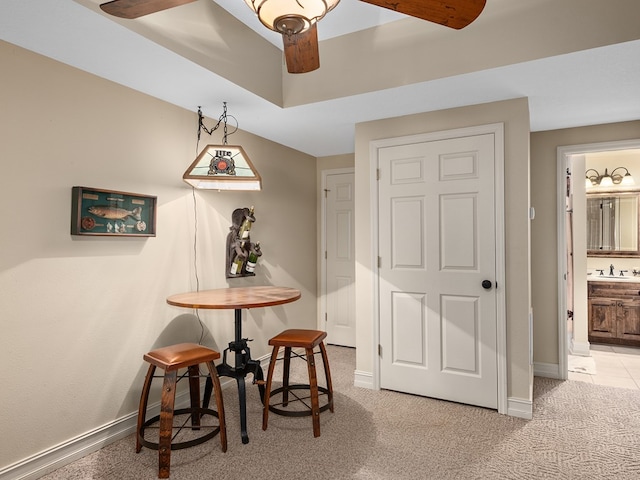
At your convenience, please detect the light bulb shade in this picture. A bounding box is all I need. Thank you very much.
[599,175,614,187]
[621,173,635,185]
[245,0,340,33]
[183,145,262,191]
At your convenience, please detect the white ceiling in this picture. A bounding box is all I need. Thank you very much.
[1,0,639,157]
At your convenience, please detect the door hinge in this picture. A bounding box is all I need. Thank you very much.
[325,312,328,322]
[378,344,382,357]
[378,256,382,268]
[376,168,381,181]
[325,250,327,260]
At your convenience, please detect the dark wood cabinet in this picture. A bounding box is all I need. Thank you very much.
[588,281,640,346]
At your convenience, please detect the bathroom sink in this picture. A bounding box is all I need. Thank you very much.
[588,275,638,282]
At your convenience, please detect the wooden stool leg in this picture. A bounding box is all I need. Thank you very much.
[305,347,321,437]
[205,361,227,453]
[158,370,177,479]
[319,342,334,413]
[262,345,280,431]
[282,346,292,407]
[188,365,201,428]
[136,365,156,453]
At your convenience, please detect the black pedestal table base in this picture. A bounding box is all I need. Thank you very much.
[203,308,265,444]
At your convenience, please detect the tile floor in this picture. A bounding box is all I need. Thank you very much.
[569,343,640,390]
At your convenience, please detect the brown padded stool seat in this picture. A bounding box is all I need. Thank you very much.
[262,329,334,437]
[137,343,227,478]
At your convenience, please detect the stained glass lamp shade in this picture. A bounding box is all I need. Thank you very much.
[183,144,262,191]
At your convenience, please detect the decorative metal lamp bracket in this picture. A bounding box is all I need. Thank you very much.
[197,103,237,145]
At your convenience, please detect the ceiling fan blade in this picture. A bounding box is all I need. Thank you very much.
[282,24,320,74]
[359,0,486,30]
[99,0,197,19]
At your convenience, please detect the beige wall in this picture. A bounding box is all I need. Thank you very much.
[530,121,640,366]
[0,41,316,470]
[354,98,533,404]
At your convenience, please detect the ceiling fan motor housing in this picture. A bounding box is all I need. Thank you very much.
[274,15,309,35]
[246,0,340,33]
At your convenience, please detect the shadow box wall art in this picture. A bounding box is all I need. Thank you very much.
[71,186,157,237]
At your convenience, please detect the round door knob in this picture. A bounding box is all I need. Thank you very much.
[482,280,492,290]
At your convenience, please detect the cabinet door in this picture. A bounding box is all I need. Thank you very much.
[588,298,617,339]
[618,299,640,341]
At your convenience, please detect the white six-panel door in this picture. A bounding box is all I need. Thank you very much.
[324,171,356,346]
[378,133,499,409]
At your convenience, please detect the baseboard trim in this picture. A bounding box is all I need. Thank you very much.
[3,354,535,478]
[570,340,590,357]
[507,396,533,420]
[354,370,533,419]
[0,373,244,480]
[534,361,561,379]
[354,370,374,389]
[0,409,138,480]
[0,350,280,480]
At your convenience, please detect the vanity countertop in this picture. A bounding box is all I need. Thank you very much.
[587,272,640,282]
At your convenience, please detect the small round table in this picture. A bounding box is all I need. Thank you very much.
[167,286,301,444]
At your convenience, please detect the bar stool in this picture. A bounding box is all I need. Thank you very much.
[262,329,334,437]
[136,343,227,478]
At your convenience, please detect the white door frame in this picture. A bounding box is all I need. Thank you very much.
[320,167,355,331]
[370,123,507,415]
[556,138,640,380]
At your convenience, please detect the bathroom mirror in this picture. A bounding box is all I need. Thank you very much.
[587,192,640,257]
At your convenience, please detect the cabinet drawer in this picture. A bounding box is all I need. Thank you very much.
[588,281,640,298]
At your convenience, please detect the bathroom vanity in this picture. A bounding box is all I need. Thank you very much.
[586,187,640,346]
[588,279,640,346]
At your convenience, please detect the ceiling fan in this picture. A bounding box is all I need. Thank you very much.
[99,0,487,74]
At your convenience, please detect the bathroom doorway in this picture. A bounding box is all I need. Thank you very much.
[558,139,640,382]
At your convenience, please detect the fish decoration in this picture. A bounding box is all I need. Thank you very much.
[88,205,142,221]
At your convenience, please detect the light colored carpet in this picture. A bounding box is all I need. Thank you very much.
[40,346,640,479]
[568,354,597,375]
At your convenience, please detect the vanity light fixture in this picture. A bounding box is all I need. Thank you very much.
[183,103,262,191]
[585,167,634,188]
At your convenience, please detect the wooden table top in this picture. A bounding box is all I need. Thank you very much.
[166,286,301,310]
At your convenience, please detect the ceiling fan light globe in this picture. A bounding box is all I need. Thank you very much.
[246,0,339,33]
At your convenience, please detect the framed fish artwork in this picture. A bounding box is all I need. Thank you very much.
[71,186,157,236]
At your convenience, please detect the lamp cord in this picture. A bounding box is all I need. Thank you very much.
[192,115,205,344]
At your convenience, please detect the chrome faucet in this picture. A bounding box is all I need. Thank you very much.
[610,264,615,276]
